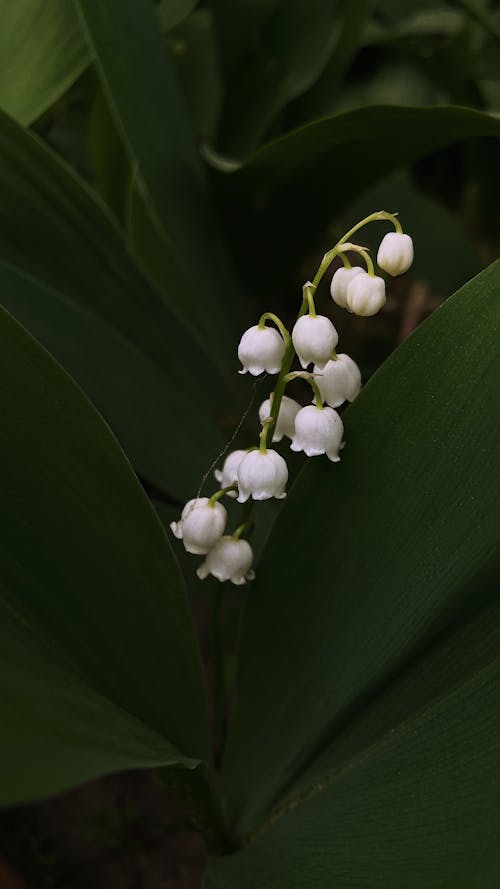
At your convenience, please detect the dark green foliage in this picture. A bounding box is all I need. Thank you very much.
[0,1,499,884]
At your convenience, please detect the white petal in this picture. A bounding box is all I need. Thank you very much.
[346,274,386,317]
[330,266,364,308]
[314,354,361,408]
[238,325,285,375]
[377,232,414,276]
[292,315,338,369]
[236,449,288,501]
[259,395,300,442]
[291,405,343,459]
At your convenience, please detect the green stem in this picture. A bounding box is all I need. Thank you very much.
[284,371,324,409]
[258,311,290,342]
[303,281,317,317]
[232,521,252,540]
[355,246,375,276]
[259,420,274,453]
[209,584,227,762]
[208,484,237,506]
[237,497,254,532]
[260,292,309,452]
[312,210,401,289]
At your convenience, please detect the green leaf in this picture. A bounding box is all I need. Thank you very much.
[0,260,226,501]
[0,604,198,806]
[156,0,200,33]
[229,104,500,216]
[220,259,500,836]
[0,106,231,500]
[207,597,500,887]
[0,304,211,804]
[212,0,342,156]
[74,0,243,369]
[88,82,130,219]
[0,0,90,124]
[289,0,374,124]
[167,9,223,142]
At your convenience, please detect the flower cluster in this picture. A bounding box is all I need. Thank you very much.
[171,214,413,584]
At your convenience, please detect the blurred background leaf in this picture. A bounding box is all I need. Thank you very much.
[0,0,90,124]
[0,303,211,803]
[0,108,239,501]
[74,0,244,373]
[212,105,500,302]
[210,0,342,156]
[156,0,200,33]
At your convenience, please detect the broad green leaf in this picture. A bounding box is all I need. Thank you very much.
[212,0,341,156]
[207,597,500,887]
[0,304,211,803]
[156,0,200,33]
[208,0,282,75]
[0,260,226,501]
[88,83,130,219]
[221,259,500,834]
[287,0,374,125]
[0,604,198,805]
[228,105,500,223]
[74,0,242,370]
[0,106,232,500]
[167,9,223,142]
[0,0,90,124]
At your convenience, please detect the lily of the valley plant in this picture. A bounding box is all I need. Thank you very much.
[171,212,414,583]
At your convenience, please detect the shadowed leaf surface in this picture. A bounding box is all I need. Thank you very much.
[220,260,500,844]
[0,305,210,803]
[0,0,90,124]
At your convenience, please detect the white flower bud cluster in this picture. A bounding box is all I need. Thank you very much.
[331,230,414,317]
[171,214,413,585]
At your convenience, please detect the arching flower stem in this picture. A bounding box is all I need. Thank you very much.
[208,484,237,506]
[258,312,290,344]
[259,209,399,451]
[284,371,324,410]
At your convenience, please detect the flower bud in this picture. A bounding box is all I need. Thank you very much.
[214,449,247,495]
[377,232,414,276]
[236,449,288,502]
[238,325,285,376]
[197,537,255,585]
[292,314,338,369]
[330,266,364,309]
[258,395,300,442]
[290,405,343,462]
[314,354,361,408]
[346,272,386,317]
[170,498,226,555]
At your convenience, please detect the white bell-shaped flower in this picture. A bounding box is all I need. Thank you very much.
[236,449,288,502]
[197,537,255,586]
[170,497,226,555]
[377,232,414,276]
[258,395,300,442]
[290,405,344,462]
[214,449,247,496]
[314,354,362,408]
[346,271,386,317]
[238,325,285,376]
[292,314,338,369]
[330,266,364,309]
